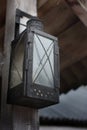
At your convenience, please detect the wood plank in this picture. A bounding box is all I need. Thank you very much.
[1,0,38,130]
[0,53,3,77]
[38,0,61,17]
[0,0,6,27]
[66,0,87,26]
[37,0,48,9]
[61,56,87,93]
[0,26,5,52]
[82,57,87,69]
[71,62,87,83]
[13,107,39,130]
[81,57,87,84]
[0,0,6,52]
[59,21,87,70]
[39,0,79,36]
[60,76,70,93]
[61,66,82,93]
[61,68,77,87]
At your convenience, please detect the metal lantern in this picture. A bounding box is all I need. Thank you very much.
[7,10,60,108]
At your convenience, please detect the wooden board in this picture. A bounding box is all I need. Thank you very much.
[1,0,39,130]
[66,0,87,26]
[59,21,87,70]
[38,0,79,36]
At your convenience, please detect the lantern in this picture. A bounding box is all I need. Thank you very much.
[7,10,60,108]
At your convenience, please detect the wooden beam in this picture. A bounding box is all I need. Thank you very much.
[0,53,3,77]
[61,58,87,93]
[37,0,48,9]
[82,56,87,70]
[0,26,5,52]
[38,0,61,17]
[65,0,87,26]
[59,21,87,70]
[0,0,6,27]
[61,68,77,87]
[0,0,6,52]
[38,0,79,36]
[0,27,4,40]
[71,62,87,83]
[1,0,38,130]
[13,107,39,130]
[60,76,70,93]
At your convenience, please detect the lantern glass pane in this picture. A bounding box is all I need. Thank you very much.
[32,33,54,88]
[10,36,25,88]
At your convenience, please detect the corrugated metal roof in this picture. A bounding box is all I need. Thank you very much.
[39,86,87,122]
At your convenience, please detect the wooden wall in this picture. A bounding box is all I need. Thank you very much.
[0,0,39,130]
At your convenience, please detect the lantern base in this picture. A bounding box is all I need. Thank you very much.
[7,84,59,108]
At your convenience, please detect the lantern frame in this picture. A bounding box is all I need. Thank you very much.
[7,9,60,108]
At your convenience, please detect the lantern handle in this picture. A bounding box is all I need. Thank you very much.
[15,9,36,38]
[16,9,35,19]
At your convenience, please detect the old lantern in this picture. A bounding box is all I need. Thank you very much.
[7,9,60,108]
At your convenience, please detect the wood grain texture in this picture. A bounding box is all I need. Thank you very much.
[59,21,87,70]
[66,0,87,26]
[13,106,39,130]
[60,57,87,93]
[39,0,79,36]
[1,0,38,130]
[37,0,48,9]
[38,0,61,17]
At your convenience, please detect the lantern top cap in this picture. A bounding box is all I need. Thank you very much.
[27,17,44,30]
[27,16,42,23]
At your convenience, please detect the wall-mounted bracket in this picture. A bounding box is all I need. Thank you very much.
[15,9,35,38]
